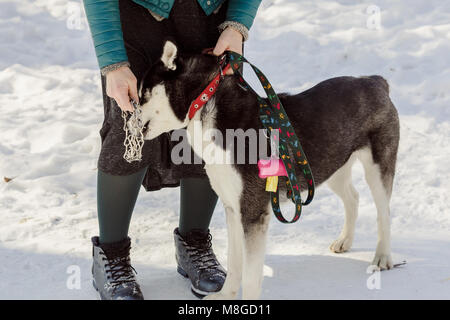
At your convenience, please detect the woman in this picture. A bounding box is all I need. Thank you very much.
[83,0,262,300]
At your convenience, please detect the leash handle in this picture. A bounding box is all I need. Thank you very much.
[226,51,315,223]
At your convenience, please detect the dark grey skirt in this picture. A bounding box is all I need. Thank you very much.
[97,0,228,191]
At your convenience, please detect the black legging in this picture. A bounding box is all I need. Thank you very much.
[97,167,218,243]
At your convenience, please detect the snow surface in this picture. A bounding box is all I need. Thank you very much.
[0,0,449,299]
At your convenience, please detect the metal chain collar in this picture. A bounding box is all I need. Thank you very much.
[121,100,145,163]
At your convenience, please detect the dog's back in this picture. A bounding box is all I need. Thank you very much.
[279,75,399,195]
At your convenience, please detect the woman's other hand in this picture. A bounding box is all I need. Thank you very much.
[213,26,243,75]
[105,66,139,112]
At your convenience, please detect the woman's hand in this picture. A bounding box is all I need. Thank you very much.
[105,66,139,112]
[213,26,243,75]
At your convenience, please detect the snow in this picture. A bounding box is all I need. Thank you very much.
[0,0,449,299]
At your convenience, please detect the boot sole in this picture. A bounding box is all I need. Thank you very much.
[177,266,216,299]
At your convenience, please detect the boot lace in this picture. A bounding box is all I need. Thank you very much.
[101,244,138,288]
[183,231,221,271]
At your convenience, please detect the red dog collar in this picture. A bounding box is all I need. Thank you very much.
[188,63,231,120]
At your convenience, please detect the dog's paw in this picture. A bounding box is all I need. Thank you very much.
[371,253,393,270]
[329,236,353,253]
[203,291,236,300]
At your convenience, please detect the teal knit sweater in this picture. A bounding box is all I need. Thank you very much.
[83,0,262,71]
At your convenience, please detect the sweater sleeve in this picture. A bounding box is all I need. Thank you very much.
[83,0,129,70]
[225,0,262,30]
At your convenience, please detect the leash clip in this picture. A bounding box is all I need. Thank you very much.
[218,54,228,79]
[219,64,225,79]
[218,53,227,66]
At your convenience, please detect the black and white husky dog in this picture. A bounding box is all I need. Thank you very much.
[133,41,400,299]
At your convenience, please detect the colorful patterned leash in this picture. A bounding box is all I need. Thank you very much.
[227,51,315,223]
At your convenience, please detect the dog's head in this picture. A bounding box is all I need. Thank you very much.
[134,40,221,140]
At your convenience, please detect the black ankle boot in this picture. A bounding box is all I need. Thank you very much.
[174,228,226,298]
[91,236,144,300]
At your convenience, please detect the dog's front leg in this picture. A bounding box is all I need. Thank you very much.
[204,206,244,300]
[241,212,270,300]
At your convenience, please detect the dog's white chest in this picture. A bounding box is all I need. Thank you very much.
[186,103,243,209]
[204,163,243,209]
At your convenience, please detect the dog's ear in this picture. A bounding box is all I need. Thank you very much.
[161,40,178,71]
